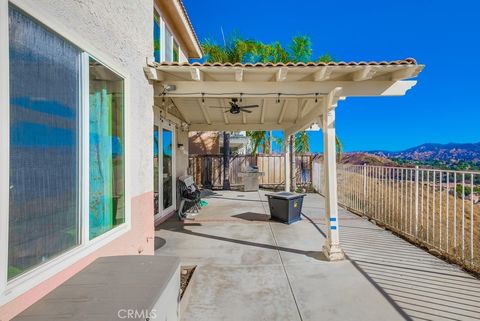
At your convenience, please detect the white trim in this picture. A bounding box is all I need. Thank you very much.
[123,68,132,230]
[154,2,167,62]
[164,25,174,62]
[152,0,202,59]
[153,6,162,63]
[2,224,129,305]
[154,115,177,220]
[81,52,90,246]
[153,2,179,63]
[0,0,10,297]
[1,1,133,306]
[161,16,166,62]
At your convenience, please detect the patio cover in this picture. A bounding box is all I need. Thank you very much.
[144,58,424,261]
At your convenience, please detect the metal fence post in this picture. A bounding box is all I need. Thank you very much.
[415,165,419,237]
[363,163,367,215]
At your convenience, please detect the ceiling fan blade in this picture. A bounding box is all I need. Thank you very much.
[224,110,231,113]
[209,106,227,108]
[241,109,252,113]
[239,105,259,109]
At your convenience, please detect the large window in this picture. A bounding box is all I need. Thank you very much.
[153,9,161,62]
[8,6,81,280]
[89,58,125,239]
[152,9,180,62]
[6,5,126,281]
[164,27,173,62]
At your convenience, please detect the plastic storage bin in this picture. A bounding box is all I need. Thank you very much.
[266,192,306,224]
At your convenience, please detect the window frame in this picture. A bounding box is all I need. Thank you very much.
[153,8,161,63]
[164,25,173,62]
[0,0,132,305]
[153,2,180,63]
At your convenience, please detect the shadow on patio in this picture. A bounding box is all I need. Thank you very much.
[156,190,480,321]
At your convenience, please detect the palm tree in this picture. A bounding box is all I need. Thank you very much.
[201,32,332,64]
[294,131,343,160]
[335,136,343,161]
[246,131,267,155]
[294,132,310,153]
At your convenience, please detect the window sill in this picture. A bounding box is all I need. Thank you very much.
[1,223,130,306]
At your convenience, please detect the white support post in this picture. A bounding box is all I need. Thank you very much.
[291,135,296,192]
[284,133,291,192]
[322,88,345,261]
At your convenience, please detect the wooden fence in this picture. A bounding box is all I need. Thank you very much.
[188,154,314,190]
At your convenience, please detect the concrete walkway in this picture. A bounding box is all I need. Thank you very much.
[155,190,480,321]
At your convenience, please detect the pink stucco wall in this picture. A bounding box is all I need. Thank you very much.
[0,192,154,321]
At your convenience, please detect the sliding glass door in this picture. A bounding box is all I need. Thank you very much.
[153,115,175,219]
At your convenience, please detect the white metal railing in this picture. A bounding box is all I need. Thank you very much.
[313,162,480,272]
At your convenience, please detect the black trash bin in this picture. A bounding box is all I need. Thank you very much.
[266,192,306,224]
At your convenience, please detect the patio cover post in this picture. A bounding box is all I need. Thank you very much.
[284,132,291,192]
[322,88,345,261]
[291,136,296,191]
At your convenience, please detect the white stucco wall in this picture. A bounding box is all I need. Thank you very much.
[176,128,189,178]
[23,0,154,197]
[1,1,157,318]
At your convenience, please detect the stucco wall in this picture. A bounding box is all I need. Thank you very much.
[176,128,189,178]
[23,0,155,196]
[189,131,220,155]
[1,1,155,319]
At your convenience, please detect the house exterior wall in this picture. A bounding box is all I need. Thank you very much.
[176,129,190,178]
[189,131,220,155]
[1,0,154,319]
[23,0,155,197]
[1,0,201,317]
[153,0,191,63]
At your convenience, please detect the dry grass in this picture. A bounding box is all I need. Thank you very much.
[336,166,480,273]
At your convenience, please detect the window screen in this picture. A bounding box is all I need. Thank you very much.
[8,6,81,279]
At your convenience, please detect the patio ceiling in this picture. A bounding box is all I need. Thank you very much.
[144,59,423,134]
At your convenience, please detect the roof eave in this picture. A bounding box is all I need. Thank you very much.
[172,0,203,58]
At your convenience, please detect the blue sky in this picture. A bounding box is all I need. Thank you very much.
[183,0,480,152]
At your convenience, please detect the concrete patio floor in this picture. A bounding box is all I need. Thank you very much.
[155,190,480,321]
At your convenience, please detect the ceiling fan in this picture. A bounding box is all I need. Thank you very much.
[209,98,259,114]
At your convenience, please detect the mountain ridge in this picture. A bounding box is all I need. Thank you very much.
[368,142,480,163]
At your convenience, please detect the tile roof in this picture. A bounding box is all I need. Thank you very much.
[154,58,418,67]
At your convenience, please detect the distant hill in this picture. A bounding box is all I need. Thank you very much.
[370,142,480,164]
[339,153,397,166]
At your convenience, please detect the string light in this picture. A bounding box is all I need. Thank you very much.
[158,92,325,99]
